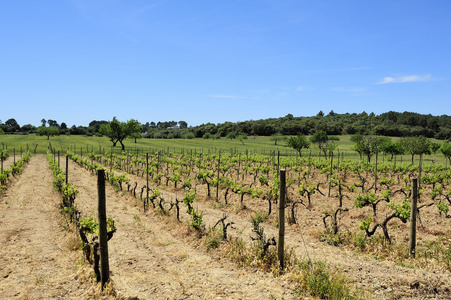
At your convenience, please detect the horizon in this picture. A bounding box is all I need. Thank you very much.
[1,1,450,128]
[1,109,449,129]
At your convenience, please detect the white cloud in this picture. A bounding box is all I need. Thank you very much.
[296,86,314,91]
[207,94,241,99]
[378,74,432,84]
[331,87,368,93]
[207,94,259,100]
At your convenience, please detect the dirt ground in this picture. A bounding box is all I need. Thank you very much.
[0,155,95,299]
[1,156,17,171]
[1,155,450,299]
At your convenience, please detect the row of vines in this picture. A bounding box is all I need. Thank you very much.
[45,151,116,283]
[0,150,31,194]
[59,147,451,272]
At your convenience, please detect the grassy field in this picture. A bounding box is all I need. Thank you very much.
[0,133,448,166]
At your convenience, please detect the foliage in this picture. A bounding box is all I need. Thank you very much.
[400,135,431,163]
[441,140,451,164]
[236,133,248,145]
[297,260,357,300]
[286,134,310,156]
[351,134,389,162]
[310,130,339,158]
[183,191,203,230]
[36,126,60,140]
[99,117,141,150]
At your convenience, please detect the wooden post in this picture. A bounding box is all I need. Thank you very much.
[374,152,378,193]
[97,170,110,288]
[66,155,69,184]
[418,154,423,190]
[58,151,60,169]
[145,153,149,211]
[278,169,286,270]
[409,178,418,258]
[328,151,333,197]
[216,151,220,201]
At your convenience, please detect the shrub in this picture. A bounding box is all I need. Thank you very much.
[297,260,357,300]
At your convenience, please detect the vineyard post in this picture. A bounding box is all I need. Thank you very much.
[328,151,333,197]
[308,151,311,174]
[20,147,22,158]
[216,150,220,201]
[409,178,418,258]
[418,154,423,189]
[65,155,69,184]
[58,151,60,169]
[14,148,16,164]
[278,169,286,270]
[277,151,280,178]
[374,152,378,193]
[1,150,3,174]
[97,169,110,288]
[145,153,149,212]
[81,147,83,158]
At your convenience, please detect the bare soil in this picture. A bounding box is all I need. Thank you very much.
[0,155,95,299]
[101,158,451,299]
[67,157,297,299]
[1,155,450,299]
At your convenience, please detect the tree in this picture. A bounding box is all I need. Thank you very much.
[270,133,284,145]
[236,133,248,145]
[47,119,58,127]
[21,124,36,133]
[99,117,141,151]
[4,118,20,133]
[41,119,46,127]
[226,132,236,140]
[286,134,310,156]
[400,136,431,163]
[381,139,405,160]
[36,126,60,139]
[351,134,389,162]
[178,121,188,129]
[130,132,142,143]
[430,142,441,154]
[440,140,451,165]
[310,130,337,158]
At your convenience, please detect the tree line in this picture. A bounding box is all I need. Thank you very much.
[1,111,450,140]
[191,111,451,140]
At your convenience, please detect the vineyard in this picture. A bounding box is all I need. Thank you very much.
[1,145,451,299]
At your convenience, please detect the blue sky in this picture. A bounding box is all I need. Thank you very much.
[1,0,450,128]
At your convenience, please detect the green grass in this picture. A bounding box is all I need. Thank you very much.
[0,133,448,166]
